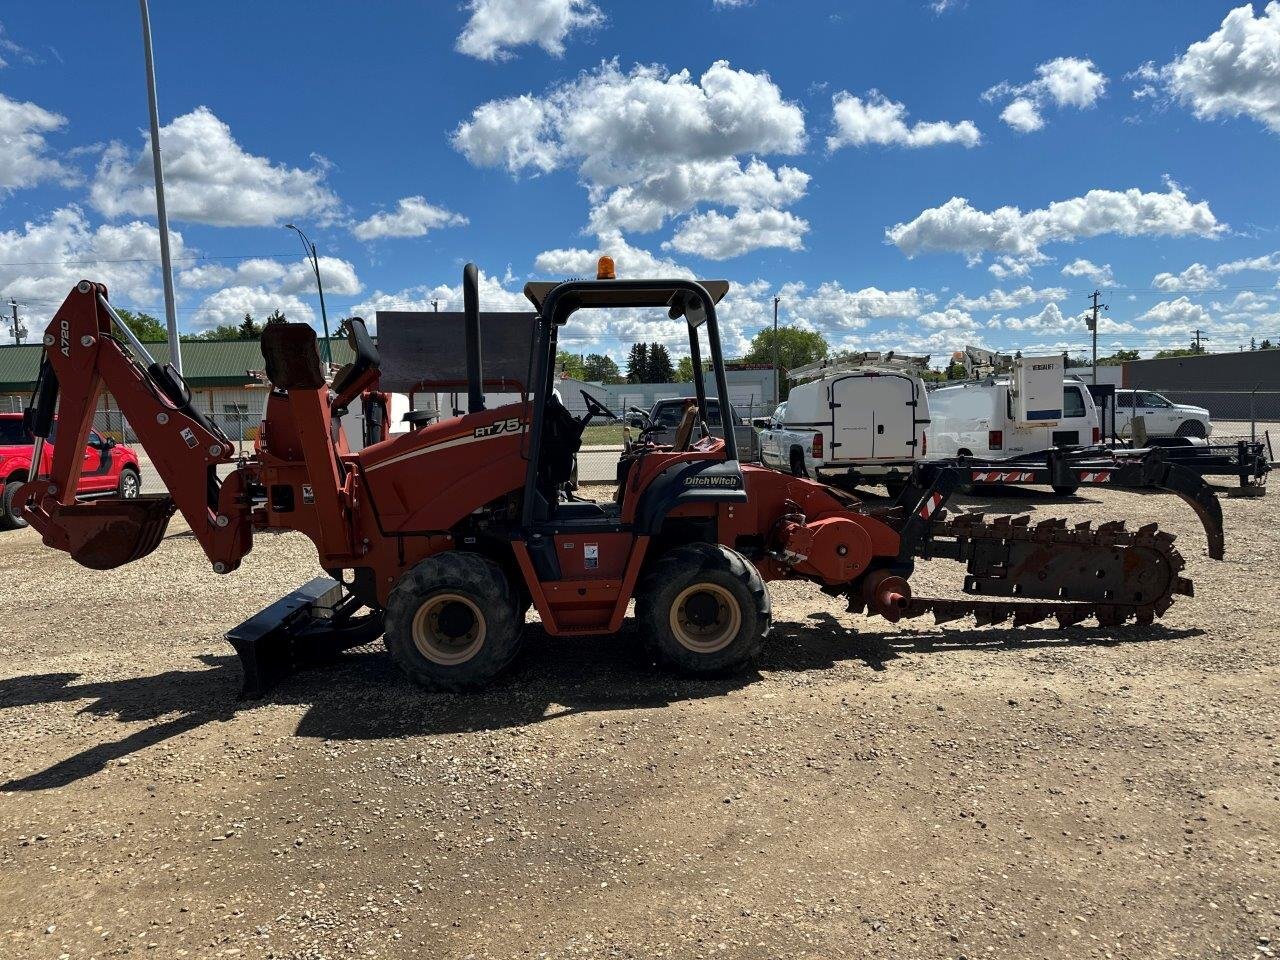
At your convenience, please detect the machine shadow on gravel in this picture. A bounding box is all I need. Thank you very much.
[0,617,1202,792]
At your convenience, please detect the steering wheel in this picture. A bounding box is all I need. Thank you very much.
[580,389,618,423]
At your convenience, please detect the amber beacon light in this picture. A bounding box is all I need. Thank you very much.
[596,255,616,280]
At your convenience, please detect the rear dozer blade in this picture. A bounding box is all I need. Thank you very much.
[27,494,176,570]
[226,576,385,698]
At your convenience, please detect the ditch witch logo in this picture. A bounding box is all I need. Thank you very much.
[683,475,740,487]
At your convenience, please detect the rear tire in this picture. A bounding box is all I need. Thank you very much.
[117,466,140,499]
[636,543,770,677]
[384,552,522,691]
[1175,420,1206,439]
[1,478,29,530]
[789,448,808,478]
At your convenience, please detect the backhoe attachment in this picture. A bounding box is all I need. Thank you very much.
[18,281,249,573]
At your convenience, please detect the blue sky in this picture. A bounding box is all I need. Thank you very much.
[2,1,1280,364]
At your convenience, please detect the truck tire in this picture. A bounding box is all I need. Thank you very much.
[1051,484,1079,497]
[1175,420,1206,439]
[636,543,770,677]
[789,448,808,478]
[384,552,523,691]
[0,477,28,530]
[117,466,140,499]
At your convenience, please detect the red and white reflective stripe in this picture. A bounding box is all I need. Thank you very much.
[970,470,1036,483]
[1078,470,1113,483]
[918,492,944,519]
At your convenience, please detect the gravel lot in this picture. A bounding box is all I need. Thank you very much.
[1,484,1277,959]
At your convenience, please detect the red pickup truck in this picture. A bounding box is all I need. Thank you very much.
[0,412,142,529]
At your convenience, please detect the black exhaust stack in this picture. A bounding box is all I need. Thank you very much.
[463,262,485,414]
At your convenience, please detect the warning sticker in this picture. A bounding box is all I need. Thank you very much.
[179,427,198,448]
[301,484,315,505]
[584,543,599,570]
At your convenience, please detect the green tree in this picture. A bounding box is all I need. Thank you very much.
[1261,339,1274,350]
[676,356,694,382]
[944,360,966,380]
[647,342,674,382]
[557,350,586,380]
[741,326,828,397]
[266,309,287,325]
[1153,347,1201,359]
[582,353,622,383]
[1096,349,1139,365]
[626,342,649,383]
[238,312,263,339]
[113,307,168,342]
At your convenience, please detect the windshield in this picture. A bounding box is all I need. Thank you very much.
[0,419,26,445]
[653,400,723,428]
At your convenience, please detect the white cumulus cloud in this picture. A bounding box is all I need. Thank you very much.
[1151,262,1221,292]
[887,181,1222,261]
[0,92,75,194]
[90,107,341,227]
[827,91,980,150]
[948,285,1066,311]
[352,197,469,241]
[665,207,808,260]
[1061,258,1115,285]
[985,57,1107,132]
[0,206,186,339]
[453,60,808,257]
[456,0,603,61]
[1163,2,1280,133]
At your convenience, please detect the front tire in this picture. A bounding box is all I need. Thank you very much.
[384,552,522,691]
[1175,420,1206,439]
[117,466,140,499]
[636,544,770,677]
[0,480,28,530]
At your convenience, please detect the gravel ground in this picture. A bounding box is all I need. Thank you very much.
[1,485,1277,959]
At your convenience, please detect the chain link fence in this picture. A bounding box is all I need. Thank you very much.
[1112,385,1280,444]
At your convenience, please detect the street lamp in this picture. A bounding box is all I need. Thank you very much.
[285,223,332,364]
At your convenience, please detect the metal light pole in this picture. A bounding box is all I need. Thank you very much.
[285,223,332,364]
[139,0,182,373]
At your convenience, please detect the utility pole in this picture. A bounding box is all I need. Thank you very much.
[431,299,440,313]
[1192,329,1208,354]
[139,0,181,373]
[771,295,781,404]
[1085,290,1107,385]
[8,299,24,346]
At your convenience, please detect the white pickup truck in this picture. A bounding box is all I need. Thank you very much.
[758,354,930,495]
[1114,389,1212,439]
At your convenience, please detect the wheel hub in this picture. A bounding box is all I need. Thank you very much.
[669,583,742,654]
[411,593,487,666]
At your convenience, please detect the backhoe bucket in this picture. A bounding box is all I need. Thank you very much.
[26,494,176,570]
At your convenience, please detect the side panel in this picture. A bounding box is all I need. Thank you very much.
[359,402,530,532]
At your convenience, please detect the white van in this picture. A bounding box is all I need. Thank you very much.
[927,366,1101,493]
[759,353,930,494]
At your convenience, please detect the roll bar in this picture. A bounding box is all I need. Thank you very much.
[519,277,736,527]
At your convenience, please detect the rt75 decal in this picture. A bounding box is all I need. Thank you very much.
[473,418,522,439]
